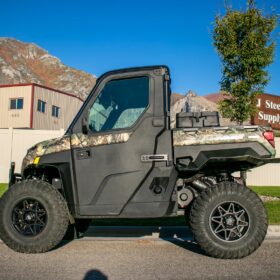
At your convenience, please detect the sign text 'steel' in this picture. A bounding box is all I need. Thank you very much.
[252,93,280,129]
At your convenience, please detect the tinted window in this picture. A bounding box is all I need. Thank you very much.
[37,100,46,113]
[10,98,23,109]
[52,105,60,118]
[88,76,149,132]
[17,98,23,109]
[10,99,16,109]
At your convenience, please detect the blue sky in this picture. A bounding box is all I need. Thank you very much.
[0,0,279,95]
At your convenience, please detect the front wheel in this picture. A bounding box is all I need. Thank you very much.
[0,180,69,253]
[190,182,268,259]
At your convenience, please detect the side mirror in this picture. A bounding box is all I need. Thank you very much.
[82,117,88,134]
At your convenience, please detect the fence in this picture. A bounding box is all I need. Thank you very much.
[0,128,64,183]
[0,128,279,185]
[246,138,280,186]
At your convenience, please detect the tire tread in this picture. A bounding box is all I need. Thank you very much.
[189,182,268,259]
[0,180,69,253]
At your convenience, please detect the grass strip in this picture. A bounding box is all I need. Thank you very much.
[0,183,8,197]
[264,201,280,225]
[250,186,280,198]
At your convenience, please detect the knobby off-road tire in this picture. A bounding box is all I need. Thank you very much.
[190,182,268,259]
[184,202,193,227]
[0,180,69,253]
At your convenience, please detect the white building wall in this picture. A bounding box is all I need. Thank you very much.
[246,138,280,186]
[0,128,64,183]
[32,86,83,130]
[0,129,13,183]
[0,85,32,128]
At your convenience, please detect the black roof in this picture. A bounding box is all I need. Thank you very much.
[96,65,169,82]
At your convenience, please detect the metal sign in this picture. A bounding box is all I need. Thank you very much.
[252,93,280,129]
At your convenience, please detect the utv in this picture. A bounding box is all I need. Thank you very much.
[0,65,279,258]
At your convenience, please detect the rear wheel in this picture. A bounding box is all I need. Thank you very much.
[184,202,193,226]
[0,180,69,253]
[190,182,268,259]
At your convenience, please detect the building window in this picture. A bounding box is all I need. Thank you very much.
[37,99,46,113]
[52,105,60,118]
[10,98,24,110]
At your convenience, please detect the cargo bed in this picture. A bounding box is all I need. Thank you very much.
[172,125,277,174]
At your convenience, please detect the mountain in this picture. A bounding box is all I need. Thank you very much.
[171,91,217,127]
[204,92,225,104]
[170,91,234,127]
[0,38,96,99]
[171,93,185,105]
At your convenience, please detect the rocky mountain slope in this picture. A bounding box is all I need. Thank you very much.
[0,38,96,99]
[204,92,225,104]
[170,91,233,126]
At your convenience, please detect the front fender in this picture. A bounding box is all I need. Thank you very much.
[22,162,76,216]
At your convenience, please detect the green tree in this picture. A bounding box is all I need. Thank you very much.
[213,0,278,124]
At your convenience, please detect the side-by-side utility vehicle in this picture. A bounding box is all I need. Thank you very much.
[0,66,279,258]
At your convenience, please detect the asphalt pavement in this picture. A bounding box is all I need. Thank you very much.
[82,225,280,241]
[0,227,279,280]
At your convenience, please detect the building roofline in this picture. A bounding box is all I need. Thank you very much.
[259,92,280,98]
[0,83,33,88]
[0,83,84,102]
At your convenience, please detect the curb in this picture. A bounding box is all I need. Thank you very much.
[267,225,280,238]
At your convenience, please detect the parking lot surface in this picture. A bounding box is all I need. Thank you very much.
[0,238,279,280]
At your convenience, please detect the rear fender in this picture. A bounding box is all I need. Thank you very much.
[176,155,280,175]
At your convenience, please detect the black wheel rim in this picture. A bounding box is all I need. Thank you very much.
[209,201,250,242]
[12,199,47,236]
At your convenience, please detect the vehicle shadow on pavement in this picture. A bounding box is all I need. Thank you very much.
[72,226,207,257]
[53,226,206,257]
[52,239,73,251]
[165,239,206,256]
[158,227,207,256]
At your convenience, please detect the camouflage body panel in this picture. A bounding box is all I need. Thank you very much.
[71,132,132,148]
[21,135,71,172]
[173,126,276,157]
[21,132,132,172]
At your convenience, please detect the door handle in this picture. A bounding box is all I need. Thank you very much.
[141,154,168,162]
[76,149,91,160]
